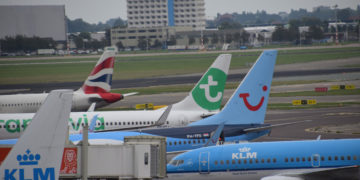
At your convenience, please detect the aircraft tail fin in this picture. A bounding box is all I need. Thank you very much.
[172,54,231,112]
[0,90,73,179]
[190,50,278,126]
[80,50,116,94]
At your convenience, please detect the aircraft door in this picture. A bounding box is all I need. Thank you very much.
[199,151,210,173]
[311,154,320,167]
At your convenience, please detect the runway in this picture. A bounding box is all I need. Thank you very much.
[0,58,359,94]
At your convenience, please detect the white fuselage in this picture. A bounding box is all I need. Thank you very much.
[0,108,213,139]
[0,92,107,113]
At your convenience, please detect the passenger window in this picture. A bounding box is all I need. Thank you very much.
[341,156,344,160]
[290,158,294,162]
[188,140,191,144]
[328,156,332,161]
[308,157,311,161]
[296,157,300,162]
[243,160,247,164]
[220,160,224,165]
[169,142,172,146]
[321,156,325,161]
[193,140,196,144]
[347,156,351,160]
[255,159,259,163]
[354,156,357,160]
[226,160,229,164]
[183,141,186,144]
[214,161,218,165]
[273,158,276,163]
[302,157,306,162]
[232,160,235,164]
[174,141,177,145]
[285,158,288,162]
[267,158,271,163]
[238,159,241,164]
[335,156,338,160]
[179,141,182,145]
[249,159,253,164]
[261,159,264,163]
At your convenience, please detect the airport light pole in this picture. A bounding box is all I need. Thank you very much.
[334,4,339,45]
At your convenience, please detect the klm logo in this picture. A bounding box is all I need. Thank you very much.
[232,147,257,159]
[4,149,55,180]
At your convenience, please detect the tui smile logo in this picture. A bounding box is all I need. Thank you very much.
[239,85,267,111]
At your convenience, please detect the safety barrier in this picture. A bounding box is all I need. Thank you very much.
[292,99,317,105]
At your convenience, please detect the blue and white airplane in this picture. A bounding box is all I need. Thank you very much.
[167,138,360,180]
[0,90,73,180]
[67,50,279,152]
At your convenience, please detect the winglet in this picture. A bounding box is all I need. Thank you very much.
[87,102,96,112]
[203,123,225,147]
[89,114,99,132]
[0,90,73,180]
[155,105,173,126]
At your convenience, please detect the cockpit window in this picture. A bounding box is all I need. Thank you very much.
[169,159,184,166]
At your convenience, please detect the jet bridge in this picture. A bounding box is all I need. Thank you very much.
[0,135,166,179]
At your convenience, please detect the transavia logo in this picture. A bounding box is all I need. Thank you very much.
[239,85,268,111]
[0,114,105,134]
[192,68,226,110]
[4,149,56,180]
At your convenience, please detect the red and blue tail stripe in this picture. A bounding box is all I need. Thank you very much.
[81,51,116,94]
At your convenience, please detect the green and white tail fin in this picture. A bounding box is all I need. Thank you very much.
[172,54,231,112]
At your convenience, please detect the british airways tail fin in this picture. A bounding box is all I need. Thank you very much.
[172,54,231,112]
[80,50,116,94]
[0,90,73,180]
[189,50,278,126]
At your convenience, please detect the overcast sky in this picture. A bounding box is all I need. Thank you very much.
[0,0,359,24]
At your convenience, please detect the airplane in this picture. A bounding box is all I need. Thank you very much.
[66,50,279,152]
[167,138,360,180]
[0,90,73,180]
[0,49,126,113]
[0,53,231,139]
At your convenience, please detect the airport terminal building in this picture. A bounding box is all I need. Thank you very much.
[0,5,67,41]
[127,0,206,30]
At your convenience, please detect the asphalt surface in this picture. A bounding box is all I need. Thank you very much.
[255,105,360,142]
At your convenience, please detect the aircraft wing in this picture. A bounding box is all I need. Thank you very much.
[243,120,312,133]
[261,165,360,180]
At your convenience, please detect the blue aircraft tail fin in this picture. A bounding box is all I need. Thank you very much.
[189,50,277,126]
